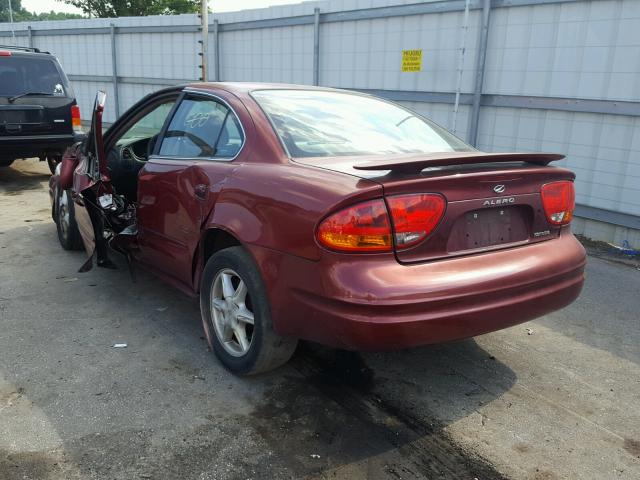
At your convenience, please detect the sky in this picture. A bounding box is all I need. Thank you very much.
[20,0,304,15]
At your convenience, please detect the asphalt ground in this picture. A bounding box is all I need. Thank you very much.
[1,158,639,479]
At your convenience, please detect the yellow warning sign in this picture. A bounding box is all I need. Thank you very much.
[401,49,422,72]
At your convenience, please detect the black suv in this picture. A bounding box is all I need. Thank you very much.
[0,45,82,173]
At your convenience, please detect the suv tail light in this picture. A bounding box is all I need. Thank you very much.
[387,194,446,249]
[316,199,392,252]
[71,105,82,132]
[541,181,575,225]
[316,193,446,253]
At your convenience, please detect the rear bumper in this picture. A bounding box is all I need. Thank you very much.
[249,230,586,350]
[0,134,75,158]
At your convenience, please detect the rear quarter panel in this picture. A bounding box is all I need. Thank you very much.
[205,162,383,261]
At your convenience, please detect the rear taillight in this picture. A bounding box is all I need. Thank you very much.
[387,193,446,249]
[316,199,392,252]
[0,51,11,57]
[71,105,82,132]
[541,181,575,225]
[316,193,446,253]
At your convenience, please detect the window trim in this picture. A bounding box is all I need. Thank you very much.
[150,88,246,163]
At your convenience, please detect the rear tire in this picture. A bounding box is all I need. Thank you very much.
[200,246,298,375]
[55,187,83,251]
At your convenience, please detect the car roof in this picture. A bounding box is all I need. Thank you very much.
[185,81,346,96]
[0,45,51,56]
[0,45,52,56]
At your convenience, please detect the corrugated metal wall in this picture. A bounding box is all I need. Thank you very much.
[1,0,638,246]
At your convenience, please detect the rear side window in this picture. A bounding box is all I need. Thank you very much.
[0,56,66,97]
[158,97,244,159]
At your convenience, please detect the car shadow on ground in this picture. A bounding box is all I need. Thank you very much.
[536,256,640,367]
[0,222,516,479]
[0,163,50,195]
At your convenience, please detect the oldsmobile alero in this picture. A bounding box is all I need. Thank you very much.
[49,83,586,375]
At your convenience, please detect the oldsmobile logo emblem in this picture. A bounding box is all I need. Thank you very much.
[493,184,506,194]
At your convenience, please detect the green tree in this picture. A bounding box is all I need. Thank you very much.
[59,0,200,17]
[1,0,84,22]
[1,0,24,22]
[32,10,84,20]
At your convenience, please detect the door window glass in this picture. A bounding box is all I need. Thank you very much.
[159,97,244,159]
[118,101,176,144]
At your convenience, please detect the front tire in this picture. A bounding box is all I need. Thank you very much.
[47,156,61,175]
[55,188,83,251]
[200,247,297,375]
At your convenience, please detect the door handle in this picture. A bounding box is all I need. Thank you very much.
[194,184,208,201]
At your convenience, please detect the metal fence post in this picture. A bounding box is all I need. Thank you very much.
[313,8,320,86]
[469,0,491,147]
[200,0,209,81]
[27,26,33,48]
[213,19,220,81]
[110,24,120,118]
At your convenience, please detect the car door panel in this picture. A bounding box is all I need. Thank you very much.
[136,160,216,285]
[136,91,249,288]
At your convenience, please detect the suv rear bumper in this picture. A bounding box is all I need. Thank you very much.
[0,134,76,159]
[248,229,586,350]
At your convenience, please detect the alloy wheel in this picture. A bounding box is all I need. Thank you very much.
[210,268,255,357]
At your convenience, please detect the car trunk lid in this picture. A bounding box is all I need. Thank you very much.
[295,152,574,263]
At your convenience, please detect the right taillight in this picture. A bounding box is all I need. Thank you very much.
[541,181,575,225]
[71,105,82,132]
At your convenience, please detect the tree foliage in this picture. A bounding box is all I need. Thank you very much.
[59,0,200,17]
[1,0,84,22]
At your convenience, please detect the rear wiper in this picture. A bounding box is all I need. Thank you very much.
[8,92,55,103]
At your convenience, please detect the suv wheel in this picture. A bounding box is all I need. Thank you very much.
[55,188,83,251]
[200,247,298,375]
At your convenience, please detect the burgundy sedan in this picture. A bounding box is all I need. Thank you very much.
[49,83,586,375]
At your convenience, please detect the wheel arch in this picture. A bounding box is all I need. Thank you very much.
[193,226,243,293]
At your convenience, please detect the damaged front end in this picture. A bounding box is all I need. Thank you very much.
[70,91,137,276]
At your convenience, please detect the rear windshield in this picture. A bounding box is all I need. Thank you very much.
[0,55,67,97]
[251,89,474,158]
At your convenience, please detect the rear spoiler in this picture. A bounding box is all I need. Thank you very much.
[353,152,565,174]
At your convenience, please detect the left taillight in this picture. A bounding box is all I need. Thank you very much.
[316,199,393,252]
[541,181,575,225]
[71,105,82,132]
